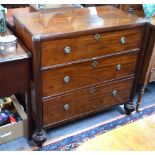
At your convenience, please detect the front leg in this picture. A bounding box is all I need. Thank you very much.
[32,129,46,147]
[124,101,135,115]
[136,85,146,112]
[32,35,46,147]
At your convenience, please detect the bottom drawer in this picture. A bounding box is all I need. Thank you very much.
[43,77,134,127]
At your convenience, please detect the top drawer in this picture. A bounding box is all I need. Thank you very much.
[41,27,143,68]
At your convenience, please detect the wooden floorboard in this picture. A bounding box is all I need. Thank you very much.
[76,113,155,151]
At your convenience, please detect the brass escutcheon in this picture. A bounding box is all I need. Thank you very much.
[89,87,96,94]
[91,60,98,68]
[94,33,100,41]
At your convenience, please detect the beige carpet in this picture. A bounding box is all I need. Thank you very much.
[76,113,155,151]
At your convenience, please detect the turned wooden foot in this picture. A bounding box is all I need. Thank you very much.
[32,129,46,147]
[136,85,146,112]
[124,102,135,115]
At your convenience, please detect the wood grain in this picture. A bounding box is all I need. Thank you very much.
[13,6,145,37]
[139,24,155,85]
[0,29,30,97]
[42,51,138,98]
[0,59,29,97]
[41,28,142,67]
[118,4,144,17]
[13,17,33,52]
[29,4,80,12]
[43,77,134,126]
[149,46,155,82]
[6,7,30,30]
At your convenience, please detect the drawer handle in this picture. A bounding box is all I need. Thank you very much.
[112,90,118,97]
[63,104,70,111]
[94,33,100,41]
[64,75,71,84]
[89,87,96,94]
[64,46,71,54]
[91,60,98,68]
[128,7,134,14]
[115,64,122,71]
[120,37,126,44]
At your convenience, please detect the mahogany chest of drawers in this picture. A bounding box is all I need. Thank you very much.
[13,6,148,146]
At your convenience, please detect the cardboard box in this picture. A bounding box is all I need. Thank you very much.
[0,95,27,144]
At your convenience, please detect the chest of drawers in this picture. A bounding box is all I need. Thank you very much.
[13,6,147,146]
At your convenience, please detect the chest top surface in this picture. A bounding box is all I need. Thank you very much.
[13,6,146,37]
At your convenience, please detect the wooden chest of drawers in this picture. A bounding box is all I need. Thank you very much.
[13,6,147,146]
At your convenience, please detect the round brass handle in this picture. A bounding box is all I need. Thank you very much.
[63,104,70,111]
[64,76,71,84]
[64,46,71,54]
[89,87,96,94]
[115,64,122,71]
[91,60,98,68]
[128,7,134,14]
[94,33,100,41]
[120,37,126,44]
[112,90,118,97]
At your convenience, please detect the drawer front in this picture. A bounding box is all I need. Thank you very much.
[43,77,134,126]
[42,52,138,97]
[41,28,143,67]
[0,60,29,97]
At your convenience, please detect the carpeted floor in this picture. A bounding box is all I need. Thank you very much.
[36,104,155,151]
[76,114,155,151]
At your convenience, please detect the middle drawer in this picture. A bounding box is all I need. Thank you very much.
[42,51,138,98]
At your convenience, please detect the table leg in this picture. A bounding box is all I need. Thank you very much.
[136,84,146,112]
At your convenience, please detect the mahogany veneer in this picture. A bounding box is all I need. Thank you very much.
[118,4,144,17]
[13,6,148,146]
[41,28,142,68]
[43,77,134,127]
[42,52,138,98]
[136,17,155,110]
